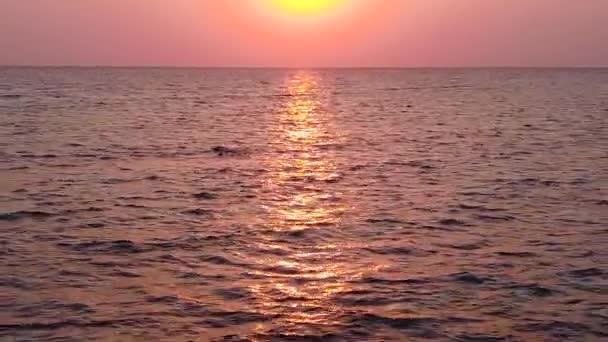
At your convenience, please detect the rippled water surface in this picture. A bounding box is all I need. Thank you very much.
[1,68,607,341]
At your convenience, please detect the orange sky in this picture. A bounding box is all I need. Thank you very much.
[1,0,607,67]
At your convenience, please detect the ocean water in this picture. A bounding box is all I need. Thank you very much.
[0,67,607,341]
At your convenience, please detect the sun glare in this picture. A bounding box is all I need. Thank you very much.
[269,0,344,15]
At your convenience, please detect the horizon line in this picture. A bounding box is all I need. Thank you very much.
[1,64,607,69]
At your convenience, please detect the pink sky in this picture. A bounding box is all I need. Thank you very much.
[1,0,607,67]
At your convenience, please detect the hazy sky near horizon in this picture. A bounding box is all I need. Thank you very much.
[1,0,607,67]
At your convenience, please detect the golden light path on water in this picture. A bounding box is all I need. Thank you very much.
[248,71,358,335]
[267,72,344,231]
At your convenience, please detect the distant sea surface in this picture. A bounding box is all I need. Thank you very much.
[1,68,607,341]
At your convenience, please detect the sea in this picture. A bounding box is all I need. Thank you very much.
[1,67,607,341]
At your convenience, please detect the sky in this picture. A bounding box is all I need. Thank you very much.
[1,0,607,67]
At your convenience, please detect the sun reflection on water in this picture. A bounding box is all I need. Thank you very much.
[250,71,354,334]
[264,72,345,232]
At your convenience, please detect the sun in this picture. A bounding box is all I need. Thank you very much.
[269,0,344,16]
